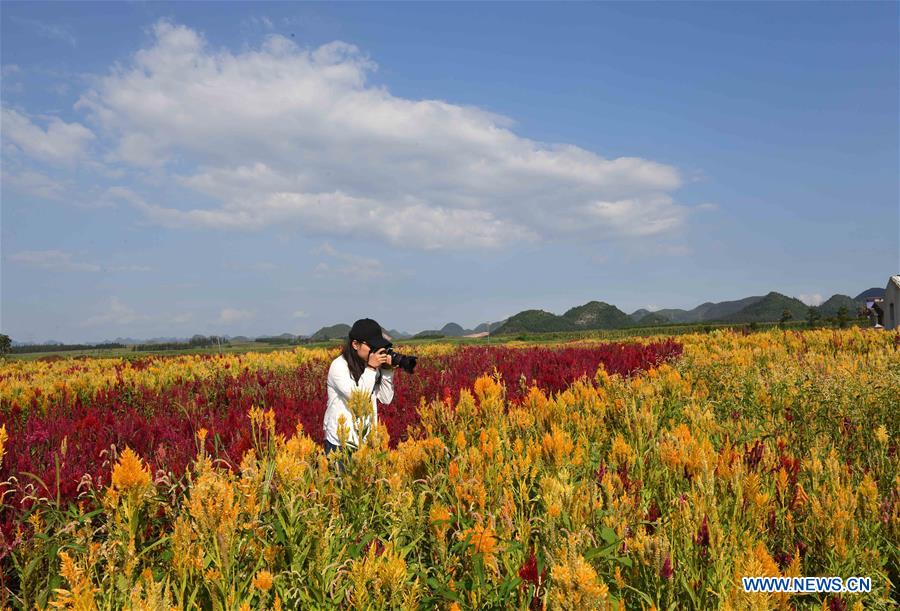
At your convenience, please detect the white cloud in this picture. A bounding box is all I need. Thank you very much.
[1,107,95,165]
[292,310,309,318]
[82,297,147,327]
[2,166,119,207]
[312,242,385,281]
[7,249,151,273]
[79,19,689,250]
[218,308,254,323]
[1,64,22,78]
[243,15,275,30]
[1,168,68,201]
[798,293,824,307]
[10,16,77,47]
[104,185,145,206]
[9,250,101,272]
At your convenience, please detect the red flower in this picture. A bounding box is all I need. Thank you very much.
[660,555,673,580]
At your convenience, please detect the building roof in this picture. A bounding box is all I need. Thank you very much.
[891,275,900,290]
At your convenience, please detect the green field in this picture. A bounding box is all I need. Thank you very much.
[5,318,870,361]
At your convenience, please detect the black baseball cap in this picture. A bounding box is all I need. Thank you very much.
[349,318,392,352]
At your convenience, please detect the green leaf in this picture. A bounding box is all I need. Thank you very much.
[500,576,522,597]
[426,577,462,602]
[600,527,617,544]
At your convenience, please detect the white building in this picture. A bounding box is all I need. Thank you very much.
[885,275,900,330]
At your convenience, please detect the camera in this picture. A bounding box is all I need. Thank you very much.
[384,347,417,374]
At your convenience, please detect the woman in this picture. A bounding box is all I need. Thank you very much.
[323,318,395,463]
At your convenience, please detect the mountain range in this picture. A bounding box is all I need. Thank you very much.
[305,287,881,339]
[8,287,886,346]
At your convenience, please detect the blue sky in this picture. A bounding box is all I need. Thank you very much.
[2,1,897,343]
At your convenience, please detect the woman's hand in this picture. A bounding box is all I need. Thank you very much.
[367,349,390,369]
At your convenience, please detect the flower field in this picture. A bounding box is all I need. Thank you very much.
[0,329,898,609]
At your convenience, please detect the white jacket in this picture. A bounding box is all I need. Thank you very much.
[323,355,394,447]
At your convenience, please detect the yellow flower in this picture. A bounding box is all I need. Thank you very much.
[549,549,608,610]
[473,374,501,402]
[857,473,879,514]
[196,428,208,443]
[0,424,6,469]
[252,569,274,591]
[792,482,809,509]
[51,550,99,610]
[455,430,467,451]
[336,413,352,447]
[248,406,264,427]
[542,425,574,466]
[348,387,374,421]
[111,447,151,493]
[348,540,413,608]
[470,524,498,556]
[609,434,636,468]
[430,503,452,541]
[874,425,889,446]
[458,522,499,572]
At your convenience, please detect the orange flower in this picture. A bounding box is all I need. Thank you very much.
[430,503,452,541]
[459,522,499,569]
[252,569,274,591]
[111,446,151,493]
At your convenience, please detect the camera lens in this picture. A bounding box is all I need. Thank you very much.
[382,348,417,373]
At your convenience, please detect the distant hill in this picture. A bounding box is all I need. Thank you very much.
[629,308,652,321]
[636,312,671,326]
[722,292,808,323]
[492,291,842,334]
[492,310,578,335]
[440,323,467,337]
[855,288,886,301]
[561,301,632,329]
[257,333,296,340]
[385,329,412,340]
[650,308,688,323]
[654,295,765,323]
[818,294,859,318]
[114,336,186,345]
[492,301,631,335]
[414,321,501,338]
[310,324,416,342]
[310,324,351,341]
[473,319,508,333]
[696,296,768,321]
[254,333,298,344]
[414,329,445,338]
[13,283,883,347]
